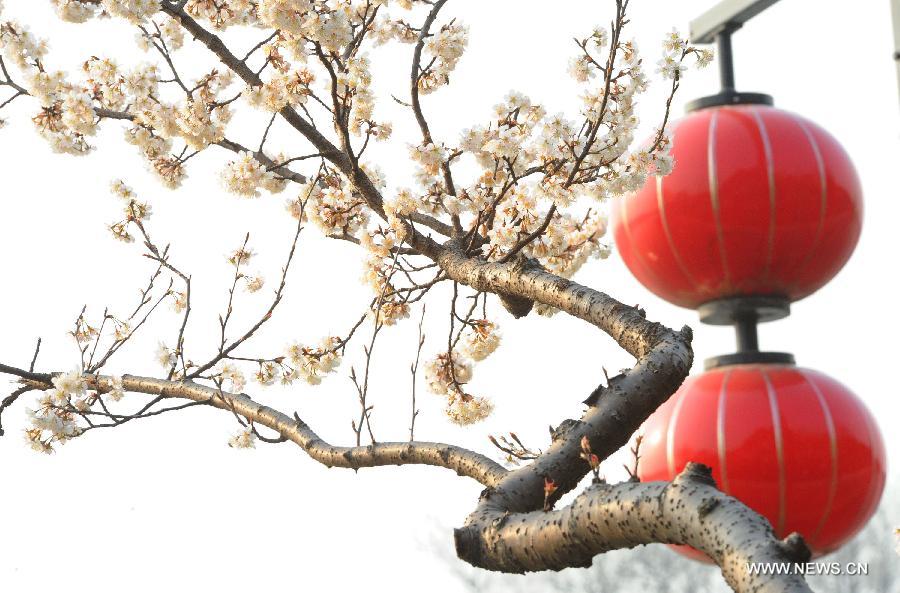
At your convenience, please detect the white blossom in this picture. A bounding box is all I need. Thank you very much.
[307,182,369,237]
[171,290,187,313]
[156,342,175,368]
[662,28,687,53]
[159,17,184,50]
[243,70,309,112]
[445,393,493,426]
[228,428,257,449]
[244,275,264,293]
[653,152,674,176]
[101,0,160,24]
[313,10,353,53]
[424,351,472,396]
[286,337,342,385]
[460,321,501,362]
[52,369,87,397]
[420,23,468,93]
[255,362,279,386]
[113,321,132,341]
[107,376,126,402]
[52,0,98,23]
[61,90,97,136]
[257,0,312,35]
[110,179,136,200]
[656,55,686,80]
[218,362,246,392]
[695,48,714,68]
[221,152,281,198]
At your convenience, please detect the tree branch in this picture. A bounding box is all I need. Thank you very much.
[455,463,815,593]
[161,3,455,242]
[411,0,461,232]
[0,366,507,487]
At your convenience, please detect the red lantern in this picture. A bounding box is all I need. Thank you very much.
[611,15,883,564]
[638,364,886,560]
[611,105,863,310]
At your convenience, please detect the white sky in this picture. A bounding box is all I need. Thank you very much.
[0,1,897,592]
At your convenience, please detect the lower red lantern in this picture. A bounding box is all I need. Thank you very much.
[638,364,886,561]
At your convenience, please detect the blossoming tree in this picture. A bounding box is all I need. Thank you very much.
[0,1,818,591]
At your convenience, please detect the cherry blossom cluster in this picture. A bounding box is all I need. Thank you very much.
[108,179,153,243]
[444,391,493,426]
[217,362,247,392]
[305,175,371,237]
[424,351,493,426]
[358,226,411,326]
[0,1,713,436]
[228,427,257,448]
[46,1,161,25]
[126,67,236,187]
[0,20,93,154]
[423,319,501,425]
[285,337,343,385]
[225,242,267,297]
[50,0,98,23]
[222,152,286,197]
[459,320,501,361]
[657,28,713,80]
[1,5,242,186]
[24,370,125,453]
[418,22,468,93]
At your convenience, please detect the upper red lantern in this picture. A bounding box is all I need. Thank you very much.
[612,105,863,310]
[638,364,886,561]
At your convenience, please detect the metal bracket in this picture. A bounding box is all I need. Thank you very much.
[686,0,783,110]
[689,0,782,44]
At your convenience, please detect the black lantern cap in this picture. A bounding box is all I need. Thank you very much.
[698,295,790,325]
[685,91,773,112]
[705,351,795,370]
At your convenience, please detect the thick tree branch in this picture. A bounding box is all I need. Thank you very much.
[433,240,677,361]
[0,366,507,487]
[455,463,815,593]
[426,243,815,592]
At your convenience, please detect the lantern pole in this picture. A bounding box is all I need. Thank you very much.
[893,0,900,106]
[685,0,779,112]
[715,26,737,92]
[734,313,758,352]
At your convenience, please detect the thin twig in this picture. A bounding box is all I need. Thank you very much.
[409,305,426,441]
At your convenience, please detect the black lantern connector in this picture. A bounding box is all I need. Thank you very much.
[698,296,795,370]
